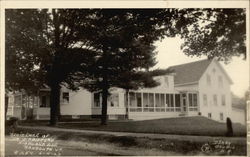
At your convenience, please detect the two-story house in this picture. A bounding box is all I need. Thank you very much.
[7,59,234,123]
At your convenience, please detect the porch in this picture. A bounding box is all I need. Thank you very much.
[127,91,199,120]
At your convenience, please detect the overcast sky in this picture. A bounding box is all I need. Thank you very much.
[154,37,249,98]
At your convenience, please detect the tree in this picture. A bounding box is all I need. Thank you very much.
[6,9,246,125]
[72,9,180,124]
[5,9,98,125]
[174,9,246,62]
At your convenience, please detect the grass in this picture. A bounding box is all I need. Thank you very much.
[19,116,246,137]
[8,126,247,156]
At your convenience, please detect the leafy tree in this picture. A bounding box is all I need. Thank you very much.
[174,9,246,61]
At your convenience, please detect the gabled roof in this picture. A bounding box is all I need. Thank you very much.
[167,59,213,85]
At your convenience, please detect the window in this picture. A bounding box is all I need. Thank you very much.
[129,92,143,112]
[155,93,160,107]
[188,93,198,111]
[220,113,224,121]
[166,94,170,107]
[155,93,165,112]
[208,113,212,118]
[149,93,154,107]
[207,74,211,86]
[193,94,197,106]
[218,76,223,88]
[213,94,217,105]
[129,92,136,107]
[175,94,181,107]
[136,93,141,107]
[143,93,153,112]
[166,94,174,112]
[40,95,49,107]
[189,94,193,106]
[212,68,216,73]
[94,93,100,107]
[14,95,22,107]
[160,94,165,107]
[109,93,119,107]
[62,92,69,103]
[221,95,226,106]
[203,94,207,106]
[164,76,169,87]
[175,94,181,112]
[170,94,174,107]
[143,93,149,107]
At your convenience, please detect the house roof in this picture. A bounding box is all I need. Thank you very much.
[232,103,246,111]
[167,59,213,85]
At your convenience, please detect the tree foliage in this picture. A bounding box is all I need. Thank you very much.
[5,8,246,125]
[174,9,246,61]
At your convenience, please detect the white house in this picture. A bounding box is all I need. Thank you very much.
[7,59,236,123]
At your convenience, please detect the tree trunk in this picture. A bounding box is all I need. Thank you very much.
[49,83,61,126]
[101,74,109,125]
[125,89,129,119]
[101,87,108,125]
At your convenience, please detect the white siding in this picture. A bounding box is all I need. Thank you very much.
[175,84,198,92]
[136,75,176,93]
[61,88,92,115]
[231,108,246,125]
[198,60,232,122]
[91,89,126,115]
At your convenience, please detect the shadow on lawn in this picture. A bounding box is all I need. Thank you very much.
[17,116,247,137]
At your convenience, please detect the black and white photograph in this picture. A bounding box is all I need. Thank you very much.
[1,0,249,156]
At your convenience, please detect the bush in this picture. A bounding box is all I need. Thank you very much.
[226,117,233,137]
[5,117,19,134]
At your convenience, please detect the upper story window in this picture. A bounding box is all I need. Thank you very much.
[221,94,226,106]
[218,76,223,88]
[164,76,169,87]
[206,74,211,86]
[203,94,207,106]
[212,68,216,74]
[62,92,69,104]
[213,94,217,106]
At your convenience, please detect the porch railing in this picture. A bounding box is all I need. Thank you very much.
[129,107,182,112]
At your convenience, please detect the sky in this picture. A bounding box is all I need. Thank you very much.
[154,37,249,98]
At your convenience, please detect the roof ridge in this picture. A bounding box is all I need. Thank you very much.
[168,58,211,68]
[167,58,213,85]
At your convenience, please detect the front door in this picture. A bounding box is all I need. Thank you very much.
[181,93,187,114]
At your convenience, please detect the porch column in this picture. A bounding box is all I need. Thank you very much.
[37,91,40,120]
[153,93,155,112]
[141,92,143,112]
[165,94,167,112]
[173,93,175,111]
[128,92,130,113]
[197,92,200,112]
[186,92,189,114]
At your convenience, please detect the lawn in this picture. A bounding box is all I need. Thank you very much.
[19,116,246,137]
